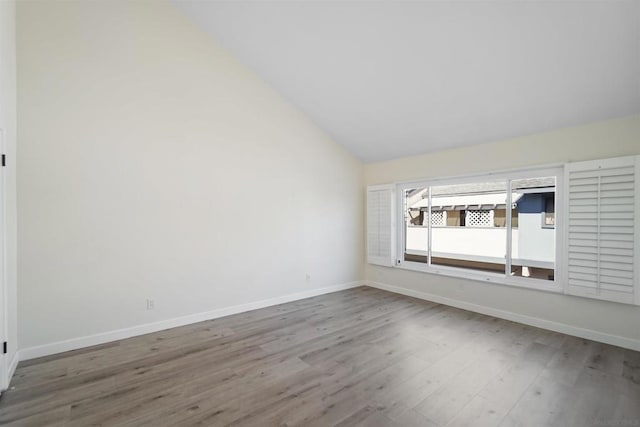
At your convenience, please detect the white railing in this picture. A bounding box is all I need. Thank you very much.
[406,226,554,267]
[406,226,555,268]
[406,226,515,260]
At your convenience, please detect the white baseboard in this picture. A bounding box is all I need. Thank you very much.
[8,352,18,382]
[366,281,640,352]
[1,352,19,392]
[19,281,362,361]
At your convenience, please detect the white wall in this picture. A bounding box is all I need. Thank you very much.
[17,0,363,351]
[365,115,640,346]
[517,213,554,263]
[0,0,18,381]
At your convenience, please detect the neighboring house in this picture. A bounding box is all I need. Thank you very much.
[405,178,555,280]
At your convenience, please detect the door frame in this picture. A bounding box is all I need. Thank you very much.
[0,127,7,391]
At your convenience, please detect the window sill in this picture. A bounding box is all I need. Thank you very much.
[394,261,563,294]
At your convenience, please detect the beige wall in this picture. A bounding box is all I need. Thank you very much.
[17,0,363,350]
[365,115,640,344]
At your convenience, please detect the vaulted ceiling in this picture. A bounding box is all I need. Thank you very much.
[173,1,640,163]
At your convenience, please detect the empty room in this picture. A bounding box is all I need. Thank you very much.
[0,0,639,426]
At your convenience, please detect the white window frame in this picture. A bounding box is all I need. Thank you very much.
[395,165,564,294]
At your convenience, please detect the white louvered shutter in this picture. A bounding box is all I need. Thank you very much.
[565,155,640,305]
[367,185,395,267]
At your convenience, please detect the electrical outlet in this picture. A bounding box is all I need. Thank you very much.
[306,274,311,283]
[146,299,155,310]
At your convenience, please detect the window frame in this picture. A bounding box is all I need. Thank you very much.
[396,165,564,293]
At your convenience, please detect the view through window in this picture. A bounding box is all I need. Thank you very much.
[402,176,556,281]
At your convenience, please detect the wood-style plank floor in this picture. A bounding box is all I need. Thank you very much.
[1,287,639,426]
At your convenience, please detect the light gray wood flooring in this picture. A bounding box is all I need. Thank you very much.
[1,287,639,426]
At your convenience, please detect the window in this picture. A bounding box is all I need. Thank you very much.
[398,168,561,287]
[429,180,507,273]
[368,155,640,304]
[510,177,557,281]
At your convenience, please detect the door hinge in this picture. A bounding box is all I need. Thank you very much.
[2,342,6,354]
[1,154,5,167]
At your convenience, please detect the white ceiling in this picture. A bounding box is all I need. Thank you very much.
[173,1,640,163]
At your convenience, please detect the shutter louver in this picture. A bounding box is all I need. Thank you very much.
[367,185,395,267]
[565,155,640,305]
